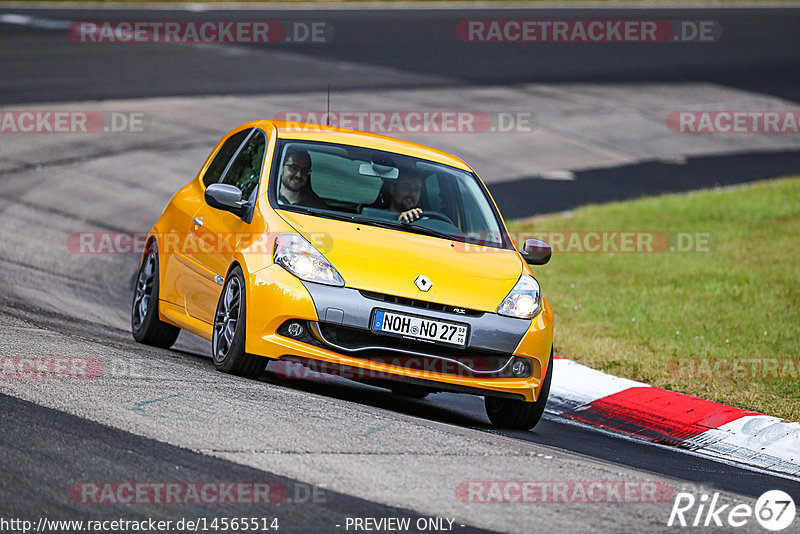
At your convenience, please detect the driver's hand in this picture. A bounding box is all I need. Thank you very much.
[398,208,423,224]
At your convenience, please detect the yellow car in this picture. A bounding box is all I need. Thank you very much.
[132,121,554,429]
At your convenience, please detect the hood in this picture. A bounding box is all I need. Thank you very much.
[279,211,524,312]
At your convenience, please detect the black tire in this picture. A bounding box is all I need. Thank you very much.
[390,383,430,399]
[131,242,180,348]
[212,265,264,379]
[485,349,553,430]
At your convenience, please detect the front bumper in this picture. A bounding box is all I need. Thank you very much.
[245,265,554,401]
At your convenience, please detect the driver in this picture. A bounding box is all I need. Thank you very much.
[387,169,424,223]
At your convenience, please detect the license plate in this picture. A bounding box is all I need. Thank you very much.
[371,309,468,347]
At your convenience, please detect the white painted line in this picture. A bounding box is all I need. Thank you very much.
[538,170,576,181]
[0,13,71,30]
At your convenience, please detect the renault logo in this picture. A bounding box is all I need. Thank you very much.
[414,275,433,292]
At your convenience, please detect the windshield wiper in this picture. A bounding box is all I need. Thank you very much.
[351,216,457,241]
[397,223,456,241]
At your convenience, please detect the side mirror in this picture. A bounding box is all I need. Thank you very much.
[205,183,249,216]
[520,238,551,265]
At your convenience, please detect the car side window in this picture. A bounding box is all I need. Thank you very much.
[202,129,252,188]
[220,130,267,200]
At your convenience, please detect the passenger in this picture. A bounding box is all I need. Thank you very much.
[278,148,326,209]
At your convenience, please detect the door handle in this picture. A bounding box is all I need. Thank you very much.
[193,216,204,227]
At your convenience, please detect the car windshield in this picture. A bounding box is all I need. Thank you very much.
[272,140,510,248]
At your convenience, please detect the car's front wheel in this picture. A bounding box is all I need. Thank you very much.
[484,349,553,430]
[131,243,180,348]
[212,265,265,378]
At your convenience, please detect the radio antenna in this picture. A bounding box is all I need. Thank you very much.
[326,84,331,126]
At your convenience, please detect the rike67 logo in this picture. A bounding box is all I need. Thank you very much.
[668,490,796,531]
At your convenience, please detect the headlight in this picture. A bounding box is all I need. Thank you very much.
[274,233,344,287]
[497,274,541,319]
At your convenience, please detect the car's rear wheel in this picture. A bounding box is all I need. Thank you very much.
[484,349,553,430]
[131,243,180,348]
[212,266,264,378]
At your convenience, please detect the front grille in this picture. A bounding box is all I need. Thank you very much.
[358,290,483,317]
[315,322,516,377]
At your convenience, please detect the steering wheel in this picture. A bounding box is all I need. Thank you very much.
[416,210,454,225]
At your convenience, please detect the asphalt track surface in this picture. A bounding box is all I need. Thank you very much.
[0,393,491,534]
[494,149,800,218]
[0,6,799,104]
[1,4,800,534]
